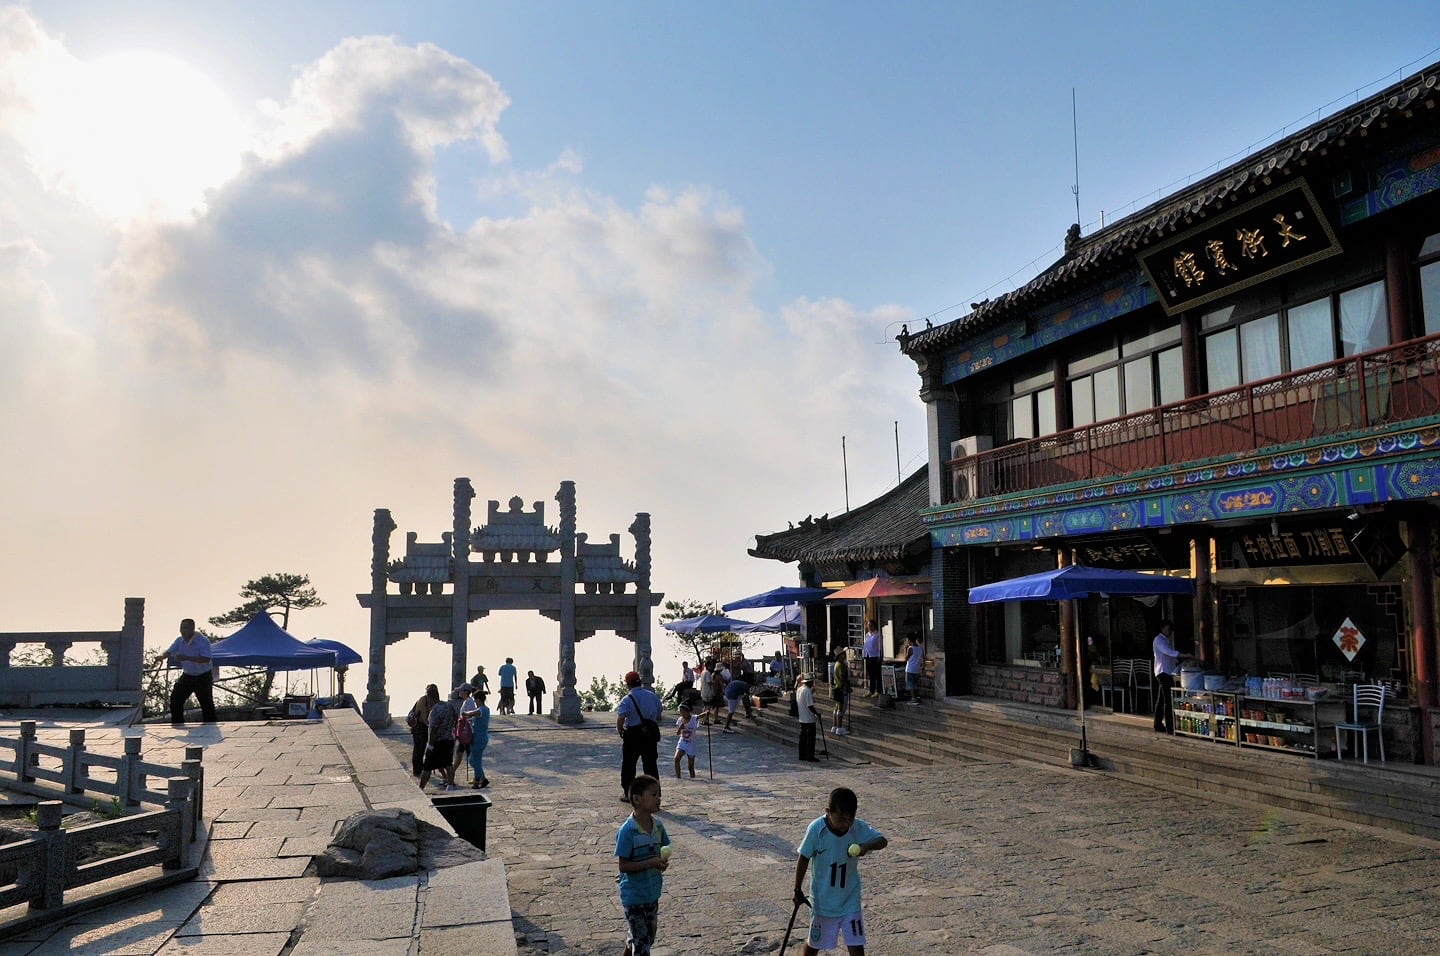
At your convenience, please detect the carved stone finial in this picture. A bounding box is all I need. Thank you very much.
[453,479,474,563]
[371,509,397,591]
[557,481,576,542]
[630,513,652,589]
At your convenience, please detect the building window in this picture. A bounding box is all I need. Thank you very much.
[1010,369,1055,440]
[1202,279,1388,392]
[1419,232,1440,337]
[1069,324,1182,426]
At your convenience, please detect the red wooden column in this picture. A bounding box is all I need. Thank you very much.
[1407,512,1436,765]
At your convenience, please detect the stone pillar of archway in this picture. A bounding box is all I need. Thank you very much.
[451,478,475,693]
[555,481,583,724]
[363,508,397,726]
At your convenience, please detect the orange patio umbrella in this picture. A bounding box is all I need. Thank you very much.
[824,578,930,601]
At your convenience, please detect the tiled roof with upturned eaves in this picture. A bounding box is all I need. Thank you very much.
[750,467,929,565]
[901,64,1440,355]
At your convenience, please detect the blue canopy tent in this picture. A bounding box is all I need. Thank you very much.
[305,637,363,666]
[661,614,753,635]
[732,605,803,633]
[306,637,363,699]
[969,565,1195,766]
[210,613,338,669]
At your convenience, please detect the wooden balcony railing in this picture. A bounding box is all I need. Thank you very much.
[947,335,1440,504]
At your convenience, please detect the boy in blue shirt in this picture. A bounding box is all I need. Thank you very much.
[615,774,671,956]
[792,787,887,955]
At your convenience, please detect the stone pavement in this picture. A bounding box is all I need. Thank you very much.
[379,710,1440,955]
[1,708,511,955]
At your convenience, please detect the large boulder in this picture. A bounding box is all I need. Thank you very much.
[313,808,483,878]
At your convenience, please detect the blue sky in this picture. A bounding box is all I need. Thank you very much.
[4,2,1439,704]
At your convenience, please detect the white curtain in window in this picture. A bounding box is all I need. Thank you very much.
[1241,314,1282,383]
[1339,281,1387,356]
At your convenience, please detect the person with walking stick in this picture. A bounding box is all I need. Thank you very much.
[796,674,821,762]
[791,786,887,954]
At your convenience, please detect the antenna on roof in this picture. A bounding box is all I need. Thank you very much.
[1071,88,1081,227]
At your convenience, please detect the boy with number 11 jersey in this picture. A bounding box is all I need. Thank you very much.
[792,787,887,955]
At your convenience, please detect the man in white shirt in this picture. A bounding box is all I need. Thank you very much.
[1152,620,1182,734]
[861,620,882,697]
[167,618,216,724]
[795,674,820,762]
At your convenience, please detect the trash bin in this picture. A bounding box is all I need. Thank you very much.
[432,791,491,850]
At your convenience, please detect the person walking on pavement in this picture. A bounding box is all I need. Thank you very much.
[420,687,460,791]
[861,620,882,697]
[166,618,217,724]
[467,689,492,788]
[616,671,663,802]
[1153,620,1182,734]
[406,684,439,777]
[796,674,820,762]
[497,657,518,715]
[525,670,546,715]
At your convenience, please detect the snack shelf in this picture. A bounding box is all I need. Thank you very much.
[1236,695,1344,758]
[1171,690,1238,744]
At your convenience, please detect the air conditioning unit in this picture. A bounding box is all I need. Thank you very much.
[949,435,993,502]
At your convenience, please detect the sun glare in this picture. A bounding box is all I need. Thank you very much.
[26,50,245,223]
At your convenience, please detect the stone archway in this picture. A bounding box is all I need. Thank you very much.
[358,478,663,726]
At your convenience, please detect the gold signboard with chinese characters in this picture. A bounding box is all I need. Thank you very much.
[1139,179,1341,316]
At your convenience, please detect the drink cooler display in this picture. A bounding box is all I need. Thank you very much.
[1172,689,1345,758]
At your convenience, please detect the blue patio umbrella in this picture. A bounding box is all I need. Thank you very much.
[968,565,1194,604]
[968,565,1194,766]
[662,614,753,635]
[306,638,363,666]
[721,586,832,611]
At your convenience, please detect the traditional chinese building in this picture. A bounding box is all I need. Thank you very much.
[749,467,932,675]
[899,61,1440,764]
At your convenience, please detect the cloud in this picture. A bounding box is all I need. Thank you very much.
[0,11,922,707]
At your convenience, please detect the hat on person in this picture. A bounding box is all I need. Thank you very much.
[453,682,474,696]
[797,673,812,684]
[624,671,641,687]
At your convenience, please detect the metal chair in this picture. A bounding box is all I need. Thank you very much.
[1101,660,1130,713]
[1292,673,1320,687]
[1334,684,1386,763]
[1130,660,1154,714]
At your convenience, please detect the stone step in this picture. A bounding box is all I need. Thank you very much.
[746,694,1440,842]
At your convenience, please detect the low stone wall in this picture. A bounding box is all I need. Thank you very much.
[0,599,144,707]
[972,663,1064,708]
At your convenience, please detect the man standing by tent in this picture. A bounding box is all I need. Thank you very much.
[167,618,217,724]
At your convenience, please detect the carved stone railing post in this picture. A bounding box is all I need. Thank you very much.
[17,720,37,782]
[555,481,582,723]
[165,778,194,869]
[184,748,204,834]
[66,729,86,794]
[33,801,64,911]
[120,737,142,806]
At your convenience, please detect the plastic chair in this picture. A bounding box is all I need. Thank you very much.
[1101,660,1130,713]
[1130,660,1154,714]
[1334,684,1386,764]
[1292,673,1319,687]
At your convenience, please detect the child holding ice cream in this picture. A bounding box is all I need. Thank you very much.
[615,774,671,956]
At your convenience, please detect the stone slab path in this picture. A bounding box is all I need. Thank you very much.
[381,711,1440,955]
